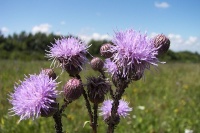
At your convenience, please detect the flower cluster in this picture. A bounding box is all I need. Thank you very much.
[9,28,170,133]
[9,72,59,121]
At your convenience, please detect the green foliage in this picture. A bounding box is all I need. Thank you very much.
[0,32,60,60]
[159,50,200,62]
[0,60,199,132]
[88,39,111,56]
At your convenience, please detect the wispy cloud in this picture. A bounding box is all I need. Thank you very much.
[167,34,199,46]
[185,36,198,45]
[155,2,170,8]
[79,33,111,43]
[32,23,52,34]
[151,32,200,53]
[1,27,9,33]
[168,34,183,44]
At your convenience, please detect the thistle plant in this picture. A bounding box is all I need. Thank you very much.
[9,29,170,133]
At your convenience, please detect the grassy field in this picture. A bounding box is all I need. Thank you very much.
[0,60,200,133]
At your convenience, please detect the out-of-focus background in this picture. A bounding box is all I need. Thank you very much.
[0,0,200,133]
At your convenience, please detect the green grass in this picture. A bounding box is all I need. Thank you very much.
[0,60,200,133]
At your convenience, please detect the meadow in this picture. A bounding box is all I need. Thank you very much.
[0,60,199,133]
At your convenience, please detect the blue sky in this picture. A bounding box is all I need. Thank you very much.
[1,0,200,53]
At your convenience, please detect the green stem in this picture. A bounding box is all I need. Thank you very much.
[75,74,94,131]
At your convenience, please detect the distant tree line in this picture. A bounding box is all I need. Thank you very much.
[0,31,200,62]
[0,31,60,60]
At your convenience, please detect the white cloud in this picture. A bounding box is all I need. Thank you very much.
[167,34,200,53]
[150,32,200,53]
[32,23,51,34]
[55,31,61,36]
[185,36,198,45]
[155,2,170,8]
[60,21,66,25]
[1,27,9,33]
[79,33,111,43]
[150,32,158,38]
[168,33,183,44]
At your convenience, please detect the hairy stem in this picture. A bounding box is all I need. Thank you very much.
[53,103,63,133]
[82,89,94,126]
[92,103,98,133]
[99,69,106,79]
[53,99,72,133]
[60,99,72,114]
[107,81,128,133]
[109,87,115,99]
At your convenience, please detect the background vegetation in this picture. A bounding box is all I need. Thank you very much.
[0,31,200,132]
[0,60,199,133]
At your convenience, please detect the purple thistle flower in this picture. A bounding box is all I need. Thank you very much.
[106,29,160,79]
[46,37,89,75]
[104,58,118,76]
[9,72,59,121]
[99,99,132,120]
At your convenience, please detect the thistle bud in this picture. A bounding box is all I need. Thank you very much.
[87,77,110,104]
[90,57,104,71]
[63,78,83,101]
[100,43,113,58]
[42,68,57,80]
[154,34,170,56]
[40,101,58,117]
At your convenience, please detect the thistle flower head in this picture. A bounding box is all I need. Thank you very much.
[87,76,110,104]
[90,57,104,71]
[153,34,170,56]
[100,43,114,58]
[9,72,59,121]
[104,58,118,76]
[99,99,132,120]
[63,78,83,101]
[105,29,160,79]
[46,36,89,75]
